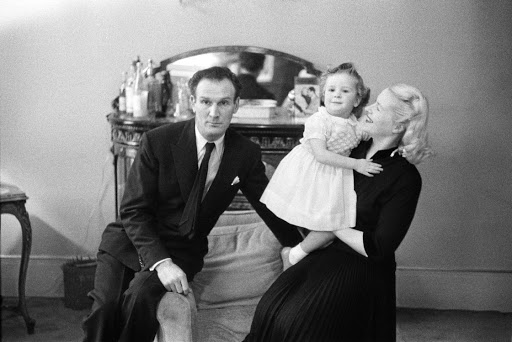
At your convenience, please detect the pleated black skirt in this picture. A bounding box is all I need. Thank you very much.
[243,246,381,342]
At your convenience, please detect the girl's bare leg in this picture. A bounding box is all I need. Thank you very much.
[282,231,335,270]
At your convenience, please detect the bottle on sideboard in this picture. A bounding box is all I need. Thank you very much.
[132,61,148,117]
[144,59,163,117]
[125,63,135,115]
[143,58,153,78]
[118,71,127,113]
[175,78,190,117]
[161,71,174,116]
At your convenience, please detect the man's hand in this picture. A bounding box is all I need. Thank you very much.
[354,158,383,177]
[155,259,190,295]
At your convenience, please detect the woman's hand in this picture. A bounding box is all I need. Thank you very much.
[356,126,371,141]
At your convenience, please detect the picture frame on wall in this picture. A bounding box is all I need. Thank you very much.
[293,76,320,117]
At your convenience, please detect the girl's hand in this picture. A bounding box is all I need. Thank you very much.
[356,126,370,141]
[355,159,383,177]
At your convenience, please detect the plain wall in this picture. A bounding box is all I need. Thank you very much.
[1,0,511,311]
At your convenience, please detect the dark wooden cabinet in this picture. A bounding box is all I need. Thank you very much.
[108,113,305,216]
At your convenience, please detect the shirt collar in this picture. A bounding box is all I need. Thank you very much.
[194,125,225,156]
[352,139,401,161]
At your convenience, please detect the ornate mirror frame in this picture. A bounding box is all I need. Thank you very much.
[154,45,321,77]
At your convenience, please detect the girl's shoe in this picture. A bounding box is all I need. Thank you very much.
[281,247,292,271]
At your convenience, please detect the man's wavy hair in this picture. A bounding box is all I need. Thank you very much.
[188,66,242,100]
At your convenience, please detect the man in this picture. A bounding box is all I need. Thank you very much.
[237,51,276,100]
[82,66,302,342]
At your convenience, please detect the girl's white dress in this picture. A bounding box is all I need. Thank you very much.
[260,107,361,231]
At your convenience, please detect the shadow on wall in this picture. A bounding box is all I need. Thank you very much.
[1,215,94,257]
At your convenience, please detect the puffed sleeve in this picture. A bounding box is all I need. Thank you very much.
[302,113,328,142]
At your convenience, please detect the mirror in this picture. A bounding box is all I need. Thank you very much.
[155,46,322,116]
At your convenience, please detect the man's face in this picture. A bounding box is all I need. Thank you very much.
[191,78,239,141]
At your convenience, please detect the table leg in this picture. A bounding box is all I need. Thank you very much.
[1,202,36,334]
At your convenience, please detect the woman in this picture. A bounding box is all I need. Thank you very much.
[243,84,433,342]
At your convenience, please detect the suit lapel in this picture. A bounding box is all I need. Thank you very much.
[172,119,198,200]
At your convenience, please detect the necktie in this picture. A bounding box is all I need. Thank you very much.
[179,142,215,239]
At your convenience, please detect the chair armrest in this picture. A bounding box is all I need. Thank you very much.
[156,290,197,342]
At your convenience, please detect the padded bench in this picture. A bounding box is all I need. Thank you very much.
[154,210,285,342]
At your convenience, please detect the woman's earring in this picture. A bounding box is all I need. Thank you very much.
[392,124,405,133]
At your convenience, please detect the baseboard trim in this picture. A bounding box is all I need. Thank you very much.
[396,266,512,312]
[2,256,511,312]
[398,266,512,274]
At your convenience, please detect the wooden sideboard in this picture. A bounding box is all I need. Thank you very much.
[108,112,305,216]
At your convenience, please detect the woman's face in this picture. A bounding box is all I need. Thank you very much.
[358,89,399,138]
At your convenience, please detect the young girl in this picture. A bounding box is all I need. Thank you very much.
[260,63,383,268]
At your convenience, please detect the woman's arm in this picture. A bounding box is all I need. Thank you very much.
[362,170,422,260]
[333,167,422,259]
[308,139,382,177]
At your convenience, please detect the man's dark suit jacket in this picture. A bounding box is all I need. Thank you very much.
[99,118,300,280]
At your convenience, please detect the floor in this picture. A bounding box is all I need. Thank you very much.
[1,297,511,342]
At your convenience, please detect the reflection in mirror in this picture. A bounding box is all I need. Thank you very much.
[156,46,321,117]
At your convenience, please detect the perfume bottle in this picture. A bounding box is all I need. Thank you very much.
[144,59,162,117]
[118,72,127,113]
[125,63,135,115]
[132,62,148,117]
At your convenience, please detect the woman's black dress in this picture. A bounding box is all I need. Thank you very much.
[243,142,422,342]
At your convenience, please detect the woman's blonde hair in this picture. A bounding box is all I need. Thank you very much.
[388,84,433,164]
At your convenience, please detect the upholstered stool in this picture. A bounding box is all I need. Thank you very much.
[155,211,285,342]
[0,183,36,334]
[156,290,197,342]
